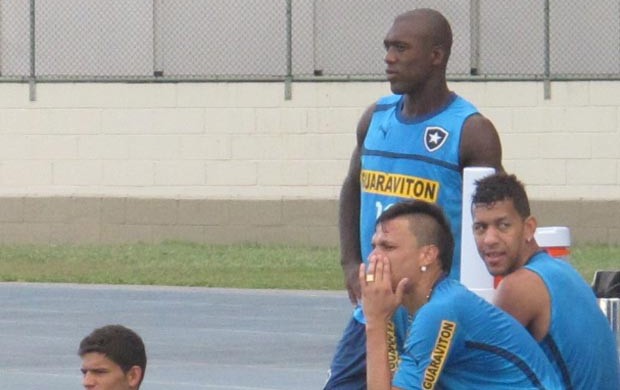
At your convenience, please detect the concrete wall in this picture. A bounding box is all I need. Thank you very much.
[0,81,619,245]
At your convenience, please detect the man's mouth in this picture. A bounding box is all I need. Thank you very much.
[386,69,398,79]
[484,252,505,267]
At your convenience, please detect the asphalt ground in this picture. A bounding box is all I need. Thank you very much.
[0,283,352,390]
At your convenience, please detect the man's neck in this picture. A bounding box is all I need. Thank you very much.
[402,270,444,314]
[401,82,451,119]
[520,243,543,268]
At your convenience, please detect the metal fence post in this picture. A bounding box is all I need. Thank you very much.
[312,0,322,76]
[469,0,480,75]
[284,0,292,100]
[543,0,551,99]
[153,0,164,77]
[29,0,36,101]
[0,3,3,77]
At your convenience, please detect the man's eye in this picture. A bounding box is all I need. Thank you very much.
[384,43,406,52]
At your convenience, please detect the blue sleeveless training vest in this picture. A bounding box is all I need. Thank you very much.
[359,93,478,278]
[525,252,620,389]
[353,93,479,348]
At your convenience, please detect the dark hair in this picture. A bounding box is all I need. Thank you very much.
[472,173,530,219]
[78,324,147,384]
[376,200,454,273]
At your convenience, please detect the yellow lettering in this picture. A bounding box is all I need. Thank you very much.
[376,174,385,191]
[386,321,400,372]
[422,321,456,389]
[360,170,440,202]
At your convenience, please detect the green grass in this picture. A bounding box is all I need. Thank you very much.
[569,244,620,283]
[0,241,617,289]
[0,242,343,289]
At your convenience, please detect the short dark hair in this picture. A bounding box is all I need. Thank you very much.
[78,324,147,384]
[376,200,454,273]
[472,173,530,219]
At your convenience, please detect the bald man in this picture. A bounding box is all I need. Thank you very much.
[326,8,503,389]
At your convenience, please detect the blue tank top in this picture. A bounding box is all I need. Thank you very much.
[392,278,561,389]
[359,93,478,280]
[354,93,479,368]
[525,251,620,389]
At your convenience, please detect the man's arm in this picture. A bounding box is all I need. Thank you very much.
[494,269,551,341]
[339,104,375,305]
[366,321,395,390]
[459,114,503,171]
[361,255,406,390]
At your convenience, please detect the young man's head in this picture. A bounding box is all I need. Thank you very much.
[78,324,147,390]
[383,8,452,94]
[372,200,454,283]
[471,173,538,276]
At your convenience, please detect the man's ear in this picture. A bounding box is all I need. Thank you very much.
[524,215,538,242]
[431,45,447,66]
[126,366,143,389]
[421,244,440,267]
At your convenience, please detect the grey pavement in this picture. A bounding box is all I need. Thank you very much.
[0,283,352,390]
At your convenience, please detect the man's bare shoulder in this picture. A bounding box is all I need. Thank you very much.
[460,113,503,170]
[357,103,377,131]
[497,268,547,300]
